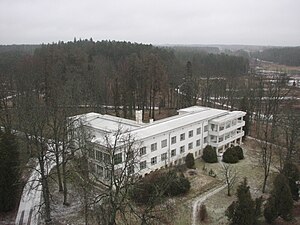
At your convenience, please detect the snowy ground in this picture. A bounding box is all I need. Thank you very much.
[15,145,57,225]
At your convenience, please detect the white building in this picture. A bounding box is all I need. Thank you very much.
[72,106,246,180]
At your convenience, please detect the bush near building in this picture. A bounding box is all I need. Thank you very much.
[222,146,244,164]
[202,145,218,163]
[233,146,244,160]
[130,170,190,204]
[185,153,195,169]
[222,147,239,164]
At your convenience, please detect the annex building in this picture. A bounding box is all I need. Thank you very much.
[73,106,246,180]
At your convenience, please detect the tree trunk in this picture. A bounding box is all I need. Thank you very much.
[62,144,68,205]
[39,156,51,223]
[55,144,63,192]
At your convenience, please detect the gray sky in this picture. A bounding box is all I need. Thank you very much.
[0,0,299,46]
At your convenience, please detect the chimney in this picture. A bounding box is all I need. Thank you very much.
[135,110,142,124]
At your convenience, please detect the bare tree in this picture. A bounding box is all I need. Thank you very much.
[221,163,238,196]
[254,75,289,193]
[91,126,141,225]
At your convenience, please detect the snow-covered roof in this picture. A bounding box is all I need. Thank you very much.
[72,112,143,133]
[177,105,208,114]
[73,106,245,147]
[130,108,227,139]
[210,111,246,124]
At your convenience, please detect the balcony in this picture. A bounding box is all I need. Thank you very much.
[210,121,245,136]
[209,131,244,148]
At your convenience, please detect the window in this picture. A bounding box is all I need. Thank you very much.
[127,165,134,175]
[204,137,208,143]
[220,125,225,131]
[89,149,95,159]
[189,130,193,138]
[96,165,103,177]
[151,156,157,165]
[161,139,167,148]
[103,153,110,163]
[161,152,167,161]
[171,136,176,144]
[114,153,122,164]
[96,150,103,162]
[196,127,201,135]
[180,145,185,153]
[180,133,185,141]
[105,169,111,179]
[139,147,146,156]
[171,149,176,157]
[126,151,134,160]
[140,161,146,170]
[151,143,157,152]
[188,142,193,150]
[204,125,208,132]
[89,163,95,173]
[211,124,215,131]
[196,139,200,146]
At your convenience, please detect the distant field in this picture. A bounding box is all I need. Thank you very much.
[260,61,300,74]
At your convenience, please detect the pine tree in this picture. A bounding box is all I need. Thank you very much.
[185,153,195,169]
[273,173,294,221]
[264,173,294,223]
[226,178,261,225]
[282,162,300,201]
[0,131,20,212]
[264,196,277,224]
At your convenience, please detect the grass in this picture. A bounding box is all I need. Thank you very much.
[44,138,286,225]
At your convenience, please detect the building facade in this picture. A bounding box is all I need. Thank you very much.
[73,106,246,180]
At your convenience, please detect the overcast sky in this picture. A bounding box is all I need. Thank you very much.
[0,0,299,46]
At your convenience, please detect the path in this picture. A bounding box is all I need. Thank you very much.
[191,182,227,225]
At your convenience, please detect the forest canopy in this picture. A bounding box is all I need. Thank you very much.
[0,40,249,121]
[252,47,300,66]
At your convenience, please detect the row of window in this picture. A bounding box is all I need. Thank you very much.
[142,127,203,155]
[140,135,207,157]
[140,139,202,170]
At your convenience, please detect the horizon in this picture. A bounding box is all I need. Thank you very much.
[1,0,300,47]
[0,40,299,48]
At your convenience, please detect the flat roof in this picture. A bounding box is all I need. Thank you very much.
[211,111,246,123]
[83,106,233,145]
[130,108,227,140]
[73,112,143,133]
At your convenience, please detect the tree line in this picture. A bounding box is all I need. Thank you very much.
[252,47,300,66]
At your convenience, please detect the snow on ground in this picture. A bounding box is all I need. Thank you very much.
[15,144,57,225]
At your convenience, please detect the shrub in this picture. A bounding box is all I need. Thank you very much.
[264,196,277,224]
[282,162,300,201]
[185,153,195,169]
[198,204,208,222]
[208,169,216,178]
[222,147,239,163]
[166,174,191,196]
[233,146,244,160]
[202,145,218,163]
[273,174,293,221]
[130,170,190,204]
